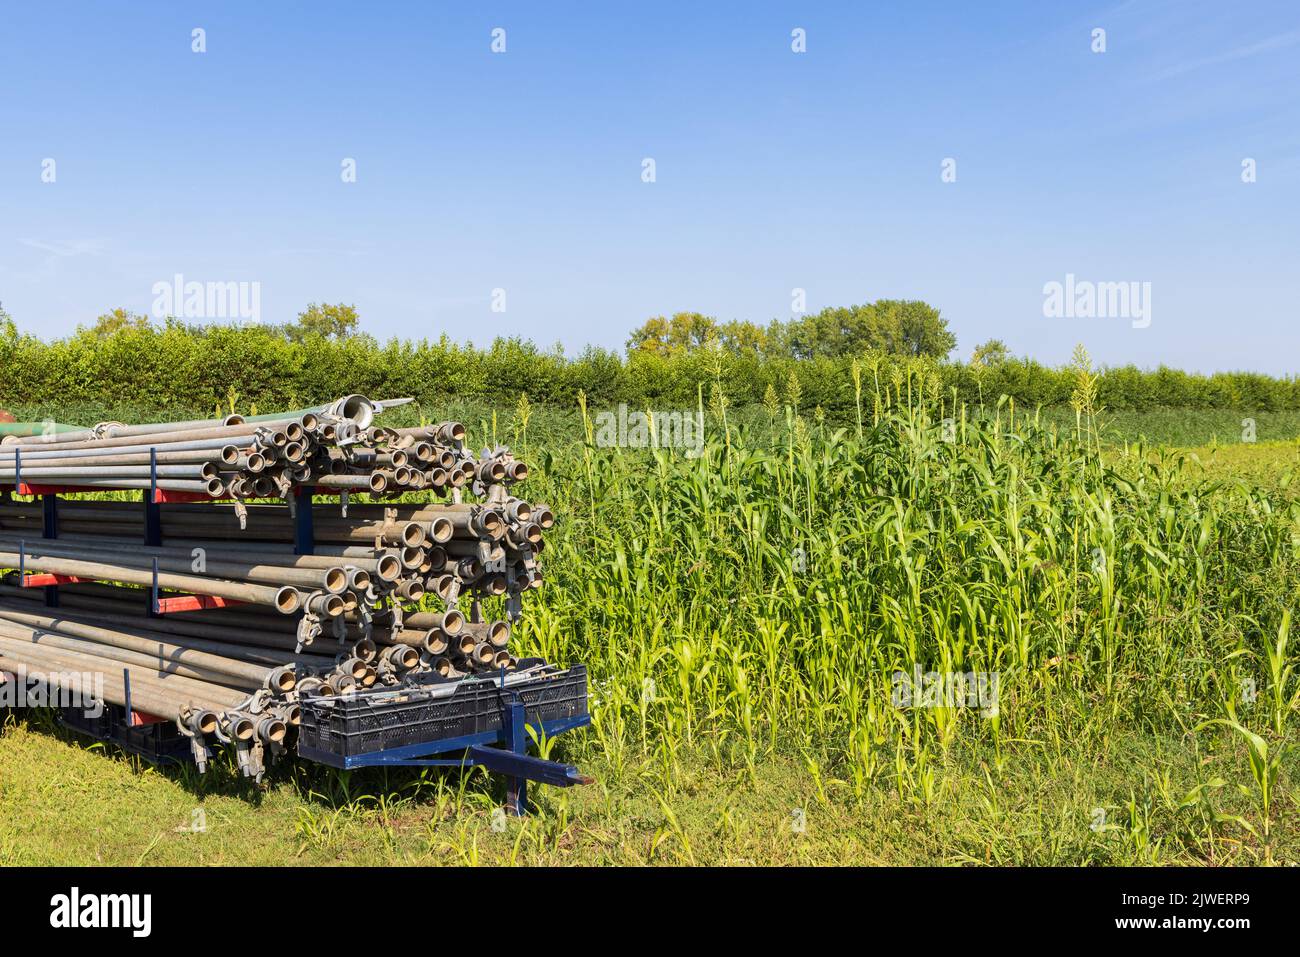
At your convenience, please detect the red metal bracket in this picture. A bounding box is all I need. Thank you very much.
[154,594,248,614]
[1,483,226,502]
[19,573,94,587]
[16,569,247,616]
[13,482,108,497]
[152,488,219,504]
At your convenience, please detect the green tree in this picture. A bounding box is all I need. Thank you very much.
[0,301,15,344]
[970,338,1011,366]
[872,300,956,358]
[773,300,956,359]
[85,307,150,338]
[626,312,719,356]
[629,302,954,359]
[717,319,768,354]
[291,302,360,341]
[777,305,879,358]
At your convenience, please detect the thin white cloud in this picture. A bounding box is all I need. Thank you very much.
[19,238,106,257]
[11,238,107,282]
[1150,28,1300,81]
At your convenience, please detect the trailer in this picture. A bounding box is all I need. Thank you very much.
[0,461,591,815]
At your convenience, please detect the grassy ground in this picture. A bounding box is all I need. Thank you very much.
[1058,408,1300,448]
[1,711,1292,865]
[1,398,1298,866]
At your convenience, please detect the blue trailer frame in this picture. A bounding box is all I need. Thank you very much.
[297,695,592,815]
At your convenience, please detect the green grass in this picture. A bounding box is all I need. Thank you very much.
[2,379,1299,866]
[1045,407,1300,448]
[1,712,1290,865]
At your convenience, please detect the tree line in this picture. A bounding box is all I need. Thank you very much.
[0,300,1296,418]
[626,301,958,359]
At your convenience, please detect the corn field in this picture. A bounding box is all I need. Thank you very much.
[504,368,1298,857]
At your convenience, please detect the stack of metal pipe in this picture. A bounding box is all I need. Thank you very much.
[0,394,530,499]
[0,395,552,777]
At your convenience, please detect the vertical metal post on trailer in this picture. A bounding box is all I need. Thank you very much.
[143,448,162,546]
[144,448,162,617]
[41,492,59,608]
[503,692,528,815]
[294,486,315,555]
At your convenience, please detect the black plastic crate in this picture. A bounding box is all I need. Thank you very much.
[516,666,588,725]
[58,703,192,764]
[57,702,112,740]
[108,711,193,764]
[298,680,502,757]
[297,665,588,760]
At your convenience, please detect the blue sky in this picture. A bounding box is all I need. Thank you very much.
[1,1,1298,372]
